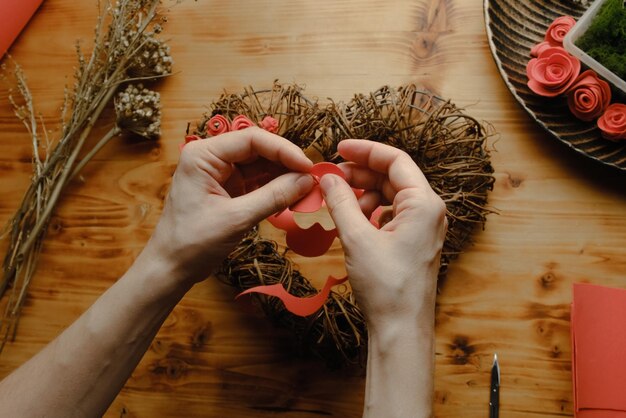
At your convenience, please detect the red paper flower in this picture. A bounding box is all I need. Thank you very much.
[530,41,551,58]
[206,115,230,136]
[259,116,279,133]
[266,162,380,257]
[597,104,626,142]
[231,115,255,131]
[526,47,580,97]
[266,163,343,257]
[545,16,576,46]
[566,70,612,122]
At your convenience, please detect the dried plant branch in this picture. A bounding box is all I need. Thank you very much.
[0,0,171,352]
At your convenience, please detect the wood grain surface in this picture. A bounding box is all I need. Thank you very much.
[0,0,625,417]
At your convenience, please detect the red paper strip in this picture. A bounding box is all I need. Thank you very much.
[237,275,348,317]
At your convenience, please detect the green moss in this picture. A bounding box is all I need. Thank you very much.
[575,0,626,80]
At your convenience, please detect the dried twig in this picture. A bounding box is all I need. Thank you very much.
[0,0,171,352]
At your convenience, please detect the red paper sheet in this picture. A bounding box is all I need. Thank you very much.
[0,0,45,57]
[572,283,626,417]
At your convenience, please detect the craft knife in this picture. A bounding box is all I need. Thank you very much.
[489,353,500,418]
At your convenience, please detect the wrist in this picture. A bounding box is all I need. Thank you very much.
[364,306,435,418]
[368,307,435,351]
[127,239,196,301]
[366,273,437,335]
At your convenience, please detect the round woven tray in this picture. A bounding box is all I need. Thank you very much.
[484,0,626,171]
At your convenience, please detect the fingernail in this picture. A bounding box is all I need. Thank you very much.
[319,174,339,194]
[296,174,316,194]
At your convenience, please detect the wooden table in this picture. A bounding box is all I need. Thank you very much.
[1,0,625,416]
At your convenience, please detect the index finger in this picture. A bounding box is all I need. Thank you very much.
[202,127,313,173]
[337,140,429,191]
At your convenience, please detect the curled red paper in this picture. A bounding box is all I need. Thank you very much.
[237,275,349,317]
[206,115,230,136]
[231,114,255,131]
[259,116,279,133]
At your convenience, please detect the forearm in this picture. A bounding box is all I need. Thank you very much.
[364,310,435,418]
[0,243,190,417]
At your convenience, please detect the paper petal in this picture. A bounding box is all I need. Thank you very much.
[311,162,345,179]
[286,222,338,257]
[267,210,337,257]
[237,276,348,317]
[290,186,324,213]
[290,162,346,213]
[267,209,296,231]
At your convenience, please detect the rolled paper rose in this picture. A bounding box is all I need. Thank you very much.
[231,114,255,131]
[526,47,580,97]
[205,115,230,136]
[566,70,612,122]
[530,41,551,58]
[259,116,279,133]
[545,16,576,46]
[597,103,626,141]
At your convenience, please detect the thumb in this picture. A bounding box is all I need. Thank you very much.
[235,172,315,225]
[320,174,375,237]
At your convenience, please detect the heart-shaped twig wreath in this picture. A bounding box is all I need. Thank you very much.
[187,82,495,366]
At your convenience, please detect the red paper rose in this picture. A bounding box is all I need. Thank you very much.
[545,16,576,46]
[259,116,279,133]
[566,70,612,122]
[231,115,255,131]
[597,104,626,141]
[530,41,551,58]
[527,47,581,97]
[206,115,230,136]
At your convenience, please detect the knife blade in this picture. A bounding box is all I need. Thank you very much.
[489,353,500,418]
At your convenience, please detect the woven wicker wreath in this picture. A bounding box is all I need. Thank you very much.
[188,82,494,367]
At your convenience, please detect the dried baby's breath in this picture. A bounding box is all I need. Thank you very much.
[115,84,162,139]
[0,0,172,352]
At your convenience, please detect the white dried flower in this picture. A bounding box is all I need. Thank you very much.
[126,32,173,78]
[114,83,161,139]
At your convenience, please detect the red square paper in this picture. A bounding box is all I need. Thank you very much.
[572,283,626,417]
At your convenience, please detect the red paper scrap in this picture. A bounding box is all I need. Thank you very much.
[0,0,45,57]
[237,276,348,317]
[572,283,626,417]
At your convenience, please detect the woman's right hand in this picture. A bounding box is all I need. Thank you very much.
[319,139,447,331]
